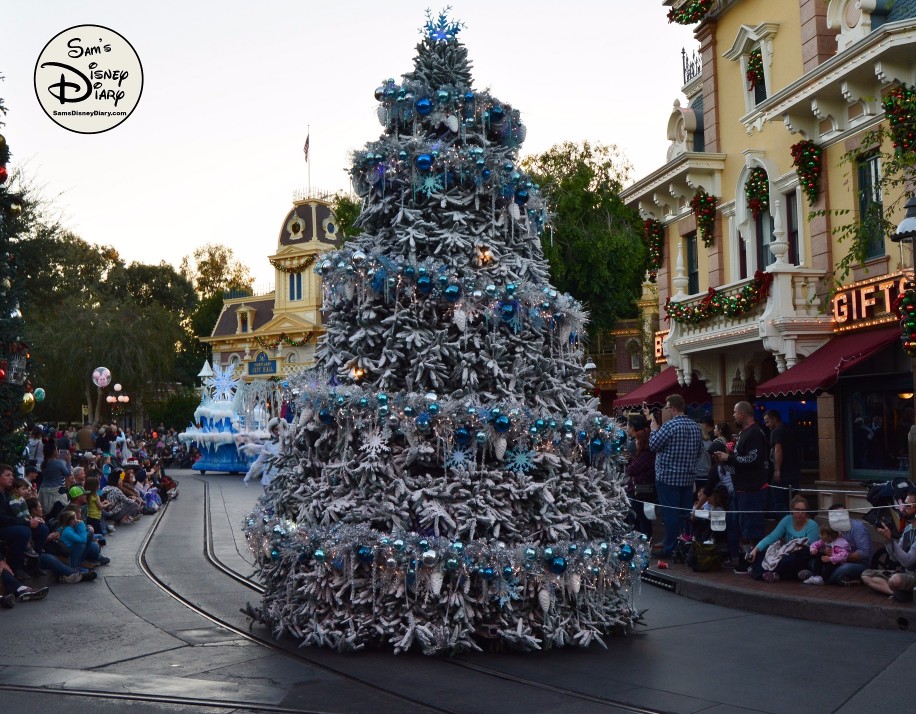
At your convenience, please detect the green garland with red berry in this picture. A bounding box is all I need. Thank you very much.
[665,270,774,325]
[882,83,916,156]
[892,288,916,357]
[667,0,713,25]
[790,140,823,205]
[689,188,717,248]
[644,218,663,282]
[745,167,769,219]
[746,47,764,91]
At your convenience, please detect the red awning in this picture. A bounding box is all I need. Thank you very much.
[756,326,901,399]
[613,368,712,408]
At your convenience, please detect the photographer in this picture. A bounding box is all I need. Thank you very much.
[862,492,916,601]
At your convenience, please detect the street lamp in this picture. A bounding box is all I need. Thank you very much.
[890,194,916,480]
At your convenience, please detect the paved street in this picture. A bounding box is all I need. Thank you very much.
[1,469,915,713]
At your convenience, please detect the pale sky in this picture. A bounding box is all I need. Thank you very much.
[3,1,697,289]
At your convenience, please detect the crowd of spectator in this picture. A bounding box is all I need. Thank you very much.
[622,394,916,603]
[1,422,179,609]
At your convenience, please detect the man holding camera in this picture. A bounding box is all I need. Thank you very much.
[862,492,916,601]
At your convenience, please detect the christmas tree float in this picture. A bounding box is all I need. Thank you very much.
[245,11,646,654]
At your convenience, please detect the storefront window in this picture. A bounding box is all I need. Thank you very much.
[845,382,914,478]
[755,400,818,470]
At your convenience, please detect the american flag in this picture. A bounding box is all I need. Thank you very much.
[303,134,310,162]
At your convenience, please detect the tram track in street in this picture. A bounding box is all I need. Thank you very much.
[194,477,664,714]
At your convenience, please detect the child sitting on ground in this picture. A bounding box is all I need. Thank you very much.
[799,524,850,585]
[692,484,729,545]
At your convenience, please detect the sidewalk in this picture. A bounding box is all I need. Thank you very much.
[642,559,916,631]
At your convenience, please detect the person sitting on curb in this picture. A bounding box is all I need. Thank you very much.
[822,504,872,585]
[862,492,916,602]
[745,494,820,582]
[0,546,49,607]
[25,498,97,584]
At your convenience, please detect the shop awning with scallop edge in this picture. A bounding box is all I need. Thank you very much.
[613,367,712,408]
[755,326,901,399]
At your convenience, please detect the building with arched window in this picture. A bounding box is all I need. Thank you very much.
[200,196,342,381]
[617,1,916,505]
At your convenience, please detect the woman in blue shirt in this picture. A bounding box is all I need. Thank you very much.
[747,494,820,582]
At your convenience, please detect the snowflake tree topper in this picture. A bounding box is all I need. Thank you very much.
[207,363,240,401]
[424,7,463,43]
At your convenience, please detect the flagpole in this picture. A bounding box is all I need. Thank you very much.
[307,124,311,197]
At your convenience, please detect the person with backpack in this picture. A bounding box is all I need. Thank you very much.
[713,401,769,573]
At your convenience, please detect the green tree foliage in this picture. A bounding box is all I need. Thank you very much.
[521,141,645,335]
[330,191,362,241]
[0,84,34,463]
[179,243,252,299]
[145,387,200,433]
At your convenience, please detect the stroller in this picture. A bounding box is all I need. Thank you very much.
[862,476,914,569]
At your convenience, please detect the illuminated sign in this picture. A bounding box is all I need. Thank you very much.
[654,330,669,363]
[832,271,911,332]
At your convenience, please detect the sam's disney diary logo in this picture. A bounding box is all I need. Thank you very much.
[34,25,143,134]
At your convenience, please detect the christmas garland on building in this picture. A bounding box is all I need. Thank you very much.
[790,140,823,205]
[882,83,916,155]
[745,167,769,219]
[644,219,663,281]
[269,254,317,274]
[746,47,764,91]
[664,270,774,325]
[667,0,713,25]
[892,288,916,356]
[255,332,316,350]
[689,188,717,247]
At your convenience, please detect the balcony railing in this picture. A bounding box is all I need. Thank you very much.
[682,47,702,87]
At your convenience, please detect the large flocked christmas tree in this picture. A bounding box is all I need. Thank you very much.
[0,83,33,465]
[245,12,646,654]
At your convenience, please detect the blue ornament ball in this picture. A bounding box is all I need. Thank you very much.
[500,302,517,322]
[618,544,634,561]
[357,545,374,563]
[393,538,406,551]
[428,403,439,415]
[417,275,433,294]
[549,556,567,575]
[445,557,459,570]
[415,153,433,171]
[543,546,554,559]
[455,426,471,445]
[493,414,511,433]
[503,565,514,578]
[444,284,461,303]
[318,408,335,425]
[464,91,474,103]
[270,548,280,561]
[480,566,496,580]
[403,265,417,279]
[416,97,432,115]
[524,547,537,560]
[403,405,416,417]
[475,431,487,444]
[313,548,326,562]
[488,105,505,124]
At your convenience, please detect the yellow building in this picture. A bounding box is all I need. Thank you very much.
[619,0,916,503]
[201,196,341,380]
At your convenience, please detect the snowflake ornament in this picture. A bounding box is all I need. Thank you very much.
[445,446,472,470]
[504,448,535,473]
[415,173,444,196]
[207,363,240,401]
[360,428,390,458]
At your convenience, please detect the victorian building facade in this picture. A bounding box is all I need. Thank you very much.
[617,0,916,505]
[200,197,341,381]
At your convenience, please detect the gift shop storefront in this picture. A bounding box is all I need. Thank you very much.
[756,271,914,510]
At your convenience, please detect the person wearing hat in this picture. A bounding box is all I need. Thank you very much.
[68,485,89,521]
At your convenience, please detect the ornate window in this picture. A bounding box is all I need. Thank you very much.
[685,232,699,295]
[723,23,779,114]
[288,272,303,301]
[856,153,885,260]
